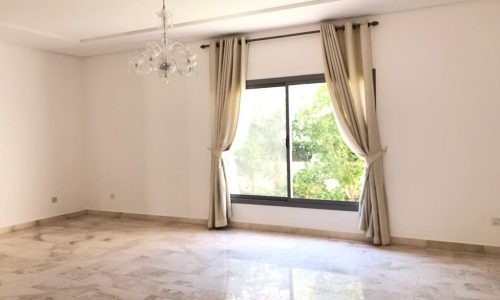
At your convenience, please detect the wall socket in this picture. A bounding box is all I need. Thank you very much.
[51,197,58,203]
[492,218,500,226]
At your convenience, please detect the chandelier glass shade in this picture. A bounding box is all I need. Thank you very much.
[129,0,197,83]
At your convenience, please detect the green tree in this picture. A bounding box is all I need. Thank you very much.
[292,85,364,201]
[234,107,287,196]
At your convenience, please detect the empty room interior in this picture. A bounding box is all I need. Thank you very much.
[1,0,500,299]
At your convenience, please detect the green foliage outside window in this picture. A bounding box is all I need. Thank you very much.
[291,85,364,201]
[234,106,287,196]
[232,84,364,201]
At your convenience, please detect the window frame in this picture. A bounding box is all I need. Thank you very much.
[230,74,360,212]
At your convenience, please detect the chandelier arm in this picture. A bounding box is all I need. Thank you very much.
[170,48,188,76]
[172,59,182,75]
[175,61,189,76]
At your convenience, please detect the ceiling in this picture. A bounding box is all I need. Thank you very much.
[0,0,471,57]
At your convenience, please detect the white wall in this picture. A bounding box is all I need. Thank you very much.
[0,42,85,228]
[82,50,211,220]
[81,0,500,247]
[373,0,500,247]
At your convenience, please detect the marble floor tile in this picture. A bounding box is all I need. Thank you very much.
[0,215,499,300]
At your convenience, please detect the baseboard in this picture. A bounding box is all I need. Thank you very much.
[86,210,207,226]
[0,210,87,234]
[229,221,500,255]
[1,209,499,256]
[230,221,371,243]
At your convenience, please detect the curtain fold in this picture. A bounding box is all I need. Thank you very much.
[320,22,390,245]
[208,37,247,229]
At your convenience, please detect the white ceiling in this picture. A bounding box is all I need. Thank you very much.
[0,0,471,57]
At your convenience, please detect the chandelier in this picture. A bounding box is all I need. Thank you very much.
[129,0,197,83]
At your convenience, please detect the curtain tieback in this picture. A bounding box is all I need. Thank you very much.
[365,149,386,165]
[208,147,223,158]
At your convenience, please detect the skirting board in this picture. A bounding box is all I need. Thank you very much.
[230,221,500,255]
[85,210,207,226]
[77,210,500,255]
[0,210,87,234]
[1,209,498,256]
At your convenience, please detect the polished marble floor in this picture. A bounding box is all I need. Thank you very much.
[0,215,499,300]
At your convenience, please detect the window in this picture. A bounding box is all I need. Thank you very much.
[225,74,364,211]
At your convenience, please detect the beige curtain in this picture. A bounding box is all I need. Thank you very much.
[320,22,390,245]
[208,37,247,228]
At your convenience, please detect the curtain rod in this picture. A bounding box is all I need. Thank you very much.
[200,21,378,49]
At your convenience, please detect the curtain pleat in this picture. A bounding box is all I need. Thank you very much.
[208,37,247,228]
[320,22,390,245]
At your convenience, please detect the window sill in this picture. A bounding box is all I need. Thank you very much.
[231,194,359,212]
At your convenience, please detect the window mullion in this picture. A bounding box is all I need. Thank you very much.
[285,83,292,202]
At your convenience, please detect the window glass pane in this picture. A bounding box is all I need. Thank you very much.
[226,86,287,197]
[290,83,363,201]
